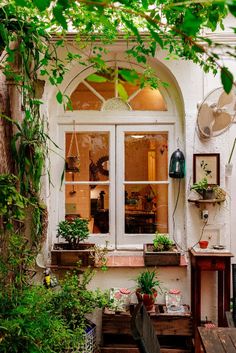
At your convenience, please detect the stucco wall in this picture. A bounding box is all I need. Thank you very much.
[41,17,236,327]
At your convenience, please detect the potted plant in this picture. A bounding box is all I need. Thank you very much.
[51,218,95,267]
[190,177,215,200]
[135,270,162,311]
[143,232,181,266]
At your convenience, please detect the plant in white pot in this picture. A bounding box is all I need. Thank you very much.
[51,218,95,267]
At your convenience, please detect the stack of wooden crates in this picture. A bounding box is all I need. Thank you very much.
[100,304,193,353]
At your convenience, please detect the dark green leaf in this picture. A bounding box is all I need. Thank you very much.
[56,91,63,104]
[221,67,234,93]
[119,69,139,84]
[141,0,148,10]
[15,0,28,6]
[33,0,51,11]
[53,5,68,30]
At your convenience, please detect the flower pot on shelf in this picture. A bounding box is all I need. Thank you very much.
[143,244,181,266]
[51,243,95,267]
[198,240,208,249]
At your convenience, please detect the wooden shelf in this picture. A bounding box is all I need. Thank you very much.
[188,198,225,206]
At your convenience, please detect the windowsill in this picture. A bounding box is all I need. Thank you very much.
[106,252,188,267]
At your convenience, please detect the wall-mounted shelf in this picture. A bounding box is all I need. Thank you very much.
[188,198,225,207]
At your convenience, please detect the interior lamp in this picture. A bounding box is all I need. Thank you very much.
[169,148,185,179]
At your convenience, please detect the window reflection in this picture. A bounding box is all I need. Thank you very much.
[125,184,168,234]
[65,185,109,234]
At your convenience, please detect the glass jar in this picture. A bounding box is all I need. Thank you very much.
[165,289,182,312]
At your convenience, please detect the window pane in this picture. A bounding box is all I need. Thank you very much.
[65,132,109,182]
[65,184,109,234]
[125,184,168,234]
[129,87,167,111]
[68,82,102,110]
[125,133,168,181]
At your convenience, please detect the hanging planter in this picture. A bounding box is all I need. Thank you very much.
[66,122,80,172]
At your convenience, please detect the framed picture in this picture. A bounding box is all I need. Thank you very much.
[193,153,220,185]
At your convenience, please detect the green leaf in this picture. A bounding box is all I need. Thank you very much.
[181,9,202,36]
[117,83,128,101]
[87,74,108,83]
[53,5,68,29]
[119,69,139,84]
[227,0,236,16]
[221,66,234,93]
[33,0,51,11]
[15,0,28,6]
[141,0,148,10]
[56,91,63,104]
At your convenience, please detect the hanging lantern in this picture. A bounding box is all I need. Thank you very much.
[169,148,185,179]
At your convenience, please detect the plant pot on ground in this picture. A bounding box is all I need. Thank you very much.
[51,217,95,267]
[144,233,181,266]
[135,269,162,311]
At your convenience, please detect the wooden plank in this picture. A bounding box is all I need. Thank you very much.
[198,327,236,353]
[226,312,235,328]
[100,348,190,353]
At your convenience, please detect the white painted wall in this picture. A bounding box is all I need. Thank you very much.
[41,16,236,327]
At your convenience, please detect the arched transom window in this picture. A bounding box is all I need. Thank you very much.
[68,68,167,111]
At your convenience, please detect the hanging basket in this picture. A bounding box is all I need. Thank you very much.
[66,156,80,172]
[66,122,80,172]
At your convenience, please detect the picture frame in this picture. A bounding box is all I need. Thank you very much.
[193,153,220,185]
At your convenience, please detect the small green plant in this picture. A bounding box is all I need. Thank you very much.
[135,270,162,295]
[190,177,209,193]
[153,232,174,251]
[57,218,89,249]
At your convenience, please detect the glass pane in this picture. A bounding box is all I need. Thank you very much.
[65,132,109,182]
[68,82,102,110]
[125,132,168,181]
[129,87,167,111]
[65,184,109,234]
[125,184,168,234]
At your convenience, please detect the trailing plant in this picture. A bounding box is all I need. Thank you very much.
[57,218,90,249]
[0,174,27,229]
[135,269,162,295]
[153,232,174,252]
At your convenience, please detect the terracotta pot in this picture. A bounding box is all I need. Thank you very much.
[136,288,157,311]
[199,240,208,249]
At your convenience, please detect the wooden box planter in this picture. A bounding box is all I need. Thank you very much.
[143,244,181,266]
[51,243,95,267]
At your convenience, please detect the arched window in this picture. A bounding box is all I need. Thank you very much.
[55,63,179,249]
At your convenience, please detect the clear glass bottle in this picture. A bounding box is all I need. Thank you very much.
[165,289,182,312]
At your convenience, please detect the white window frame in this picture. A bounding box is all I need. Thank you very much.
[116,125,174,249]
[58,123,175,250]
[59,125,116,247]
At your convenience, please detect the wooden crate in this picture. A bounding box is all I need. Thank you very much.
[101,305,193,353]
[143,244,181,266]
[51,243,95,267]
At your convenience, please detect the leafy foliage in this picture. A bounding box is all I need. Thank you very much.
[153,233,174,251]
[135,269,162,295]
[0,268,108,353]
[57,218,90,249]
